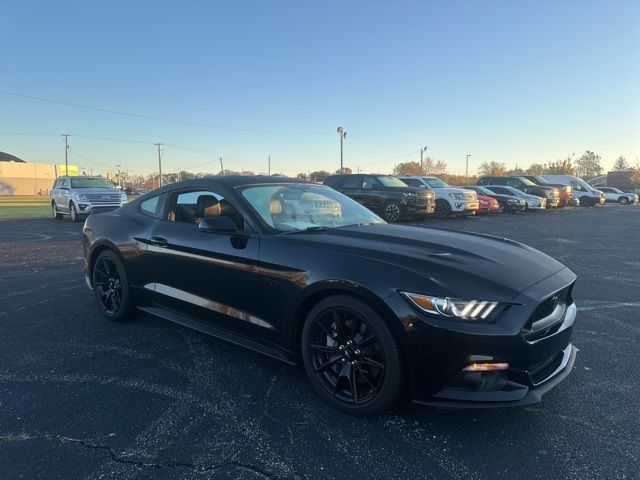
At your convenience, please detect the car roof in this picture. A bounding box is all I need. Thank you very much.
[156,175,311,190]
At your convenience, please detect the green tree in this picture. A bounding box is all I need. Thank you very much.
[309,170,331,182]
[613,156,630,171]
[334,167,353,174]
[393,161,422,176]
[526,163,546,175]
[630,161,640,188]
[478,161,506,176]
[575,151,603,179]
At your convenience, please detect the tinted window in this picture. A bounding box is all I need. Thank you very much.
[362,176,379,190]
[323,176,341,187]
[489,187,509,195]
[402,178,423,188]
[503,178,519,187]
[377,176,408,187]
[342,176,363,189]
[140,195,161,217]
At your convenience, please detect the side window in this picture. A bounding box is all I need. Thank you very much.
[403,178,422,188]
[342,176,362,189]
[140,195,162,218]
[61,179,70,189]
[168,190,244,230]
[503,178,515,187]
[492,187,508,195]
[361,176,378,190]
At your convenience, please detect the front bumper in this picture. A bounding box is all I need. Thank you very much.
[387,267,578,408]
[451,200,479,214]
[545,198,560,208]
[405,198,436,215]
[77,203,125,215]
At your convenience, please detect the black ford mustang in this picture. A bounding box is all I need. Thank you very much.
[82,176,577,415]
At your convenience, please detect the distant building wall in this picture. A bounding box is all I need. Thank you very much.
[606,170,635,190]
[0,162,78,195]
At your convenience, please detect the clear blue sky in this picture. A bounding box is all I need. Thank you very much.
[1,0,638,177]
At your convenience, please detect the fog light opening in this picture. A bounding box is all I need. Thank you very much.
[463,362,509,372]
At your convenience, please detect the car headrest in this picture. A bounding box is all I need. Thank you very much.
[270,198,283,215]
[197,195,221,218]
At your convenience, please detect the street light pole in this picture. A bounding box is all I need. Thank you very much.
[337,127,347,173]
[420,146,428,175]
[155,143,163,187]
[466,154,471,181]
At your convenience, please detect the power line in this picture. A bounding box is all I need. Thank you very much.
[0,89,331,136]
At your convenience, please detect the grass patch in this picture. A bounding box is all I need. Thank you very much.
[0,205,51,220]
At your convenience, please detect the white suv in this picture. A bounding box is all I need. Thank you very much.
[50,176,128,222]
[399,176,478,217]
[597,187,638,205]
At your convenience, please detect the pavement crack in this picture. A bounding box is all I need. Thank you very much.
[0,432,291,479]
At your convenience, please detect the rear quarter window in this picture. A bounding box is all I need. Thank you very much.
[139,195,162,218]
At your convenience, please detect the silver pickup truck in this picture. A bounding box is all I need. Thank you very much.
[50,176,128,222]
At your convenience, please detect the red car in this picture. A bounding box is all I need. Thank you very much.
[476,194,501,214]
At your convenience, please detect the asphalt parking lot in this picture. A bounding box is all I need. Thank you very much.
[1,205,638,480]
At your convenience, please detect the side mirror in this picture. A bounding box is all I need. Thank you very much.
[419,184,426,189]
[198,216,238,233]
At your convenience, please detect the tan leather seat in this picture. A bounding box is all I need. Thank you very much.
[196,195,221,223]
[270,198,283,215]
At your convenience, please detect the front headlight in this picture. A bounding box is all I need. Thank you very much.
[401,292,505,321]
[73,193,88,201]
[544,191,553,198]
[507,198,519,203]
[449,193,465,200]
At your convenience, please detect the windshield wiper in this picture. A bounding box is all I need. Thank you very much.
[280,226,328,235]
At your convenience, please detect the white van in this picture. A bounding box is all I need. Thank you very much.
[541,175,605,207]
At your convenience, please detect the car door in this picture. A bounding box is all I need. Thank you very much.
[144,188,269,339]
[57,178,71,212]
[337,175,365,204]
[359,176,386,210]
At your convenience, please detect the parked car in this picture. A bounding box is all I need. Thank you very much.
[522,175,573,207]
[597,187,638,205]
[475,194,501,214]
[477,176,560,208]
[323,174,435,222]
[83,175,578,415]
[397,176,478,217]
[484,186,547,210]
[541,175,605,207]
[462,185,526,213]
[50,175,128,222]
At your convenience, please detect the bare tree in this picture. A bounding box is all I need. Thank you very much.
[423,157,447,175]
[613,156,630,171]
[526,163,546,175]
[478,161,506,176]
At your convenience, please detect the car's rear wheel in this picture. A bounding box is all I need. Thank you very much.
[69,202,81,222]
[301,295,404,416]
[382,200,402,223]
[618,196,629,205]
[92,250,135,321]
[51,201,63,220]
[434,199,452,218]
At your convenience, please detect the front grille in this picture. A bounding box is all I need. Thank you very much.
[529,351,564,385]
[415,196,430,206]
[464,192,477,202]
[85,193,122,204]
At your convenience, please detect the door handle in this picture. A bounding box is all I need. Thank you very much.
[149,236,168,247]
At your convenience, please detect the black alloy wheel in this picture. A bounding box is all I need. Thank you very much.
[93,250,135,321]
[619,196,629,205]
[301,295,403,415]
[383,200,402,223]
[435,199,452,218]
[52,201,63,220]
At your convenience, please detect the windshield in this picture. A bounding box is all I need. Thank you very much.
[70,177,115,189]
[518,177,536,186]
[532,176,551,185]
[240,184,385,232]
[423,177,449,188]
[377,176,408,188]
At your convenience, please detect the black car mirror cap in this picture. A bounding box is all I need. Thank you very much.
[198,216,238,233]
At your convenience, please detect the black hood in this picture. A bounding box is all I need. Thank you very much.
[281,224,567,301]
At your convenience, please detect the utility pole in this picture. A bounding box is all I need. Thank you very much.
[268,155,271,176]
[62,134,70,175]
[219,157,224,175]
[155,143,163,187]
[420,146,428,175]
[337,127,347,173]
[466,154,471,181]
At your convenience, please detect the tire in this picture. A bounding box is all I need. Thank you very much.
[51,201,63,220]
[619,196,629,205]
[301,295,404,416]
[382,200,402,223]
[580,197,592,207]
[69,202,82,222]
[92,250,136,321]
[434,199,452,218]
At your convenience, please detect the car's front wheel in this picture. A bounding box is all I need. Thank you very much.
[69,202,81,222]
[618,196,629,205]
[434,199,452,218]
[51,201,63,220]
[382,200,402,223]
[301,295,404,416]
[92,250,136,321]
